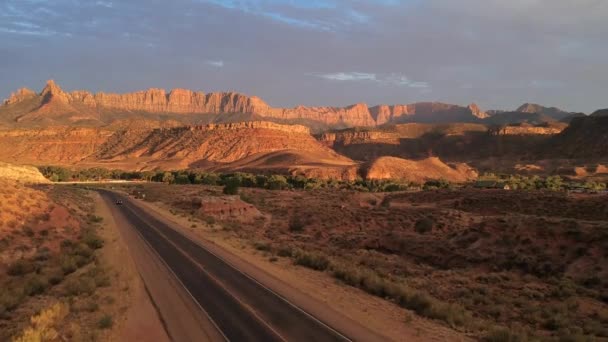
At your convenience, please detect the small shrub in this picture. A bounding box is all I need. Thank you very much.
[0,289,24,313]
[7,259,35,276]
[294,251,330,271]
[83,232,104,250]
[63,276,96,296]
[87,215,103,223]
[254,242,271,252]
[277,247,293,257]
[24,276,49,296]
[414,218,434,234]
[288,216,305,232]
[48,272,65,285]
[22,226,35,237]
[97,314,113,329]
[203,216,216,225]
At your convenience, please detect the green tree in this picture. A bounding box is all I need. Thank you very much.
[267,175,289,190]
[174,174,191,184]
[162,172,175,184]
[223,178,240,195]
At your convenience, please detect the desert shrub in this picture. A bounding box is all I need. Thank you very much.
[288,216,305,232]
[87,215,103,223]
[82,232,104,250]
[332,263,473,329]
[7,259,35,276]
[63,276,96,296]
[72,243,94,258]
[60,239,74,249]
[277,247,293,257]
[13,302,69,342]
[203,216,216,225]
[24,276,49,296]
[0,289,24,314]
[293,251,330,271]
[22,226,35,237]
[86,267,111,288]
[254,242,271,252]
[414,218,434,234]
[48,271,65,285]
[60,256,79,275]
[97,314,113,329]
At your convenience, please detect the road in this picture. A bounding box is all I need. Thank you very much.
[99,190,352,342]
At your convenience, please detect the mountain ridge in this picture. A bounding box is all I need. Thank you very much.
[2,80,576,129]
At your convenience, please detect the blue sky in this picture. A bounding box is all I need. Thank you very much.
[0,0,606,112]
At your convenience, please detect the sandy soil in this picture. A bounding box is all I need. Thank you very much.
[132,197,471,341]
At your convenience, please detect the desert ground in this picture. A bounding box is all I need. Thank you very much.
[103,182,608,341]
[0,170,166,341]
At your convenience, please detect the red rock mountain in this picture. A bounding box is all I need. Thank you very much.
[1,80,488,128]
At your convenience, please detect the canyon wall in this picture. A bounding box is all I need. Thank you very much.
[3,80,486,128]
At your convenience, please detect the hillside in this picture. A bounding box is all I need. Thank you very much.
[546,115,608,158]
[363,156,478,182]
[0,162,49,183]
[320,123,560,162]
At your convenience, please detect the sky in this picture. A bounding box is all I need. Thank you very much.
[0,0,606,113]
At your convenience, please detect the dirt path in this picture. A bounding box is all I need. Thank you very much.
[131,197,472,342]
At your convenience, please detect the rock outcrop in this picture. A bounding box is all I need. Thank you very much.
[2,80,491,128]
[515,103,571,120]
[3,88,36,105]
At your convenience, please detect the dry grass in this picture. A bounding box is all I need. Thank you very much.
[0,181,120,341]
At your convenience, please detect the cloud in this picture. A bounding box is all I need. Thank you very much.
[96,1,113,8]
[0,27,55,36]
[313,72,430,88]
[206,60,224,68]
[318,72,377,81]
[199,0,396,31]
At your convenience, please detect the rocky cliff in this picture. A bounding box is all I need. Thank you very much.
[2,80,490,128]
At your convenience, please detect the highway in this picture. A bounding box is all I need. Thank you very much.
[99,190,351,342]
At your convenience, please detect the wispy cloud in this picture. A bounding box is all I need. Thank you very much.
[96,1,113,8]
[0,27,56,36]
[206,60,224,68]
[312,72,430,88]
[319,72,377,81]
[199,0,394,31]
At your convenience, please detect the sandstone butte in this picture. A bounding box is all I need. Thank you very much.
[2,80,489,127]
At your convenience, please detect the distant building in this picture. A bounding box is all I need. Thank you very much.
[474,180,511,190]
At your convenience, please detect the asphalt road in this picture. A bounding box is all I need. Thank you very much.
[99,190,351,342]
